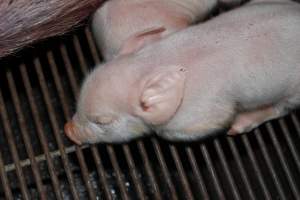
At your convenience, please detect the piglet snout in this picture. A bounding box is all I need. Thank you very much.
[64,121,82,145]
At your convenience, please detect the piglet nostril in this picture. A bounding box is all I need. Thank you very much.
[64,121,73,135]
[64,121,82,145]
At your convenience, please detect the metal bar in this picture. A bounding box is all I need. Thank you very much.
[185,147,210,200]
[169,145,194,200]
[6,71,46,199]
[241,135,272,200]
[122,145,146,200]
[0,150,13,200]
[254,129,286,200]
[278,119,300,172]
[151,138,179,200]
[72,33,130,200]
[107,145,130,200]
[85,27,101,64]
[226,138,256,200]
[61,39,113,200]
[61,39,115,200]
[73,35,89,74]
[60,45,78,97]
[213,140,241,200]
[90,147,113,200]
[4,145,88,172]
[75,147,97,199]
[291,114,300,137]
[20,64,63,200]
[33,58,97,200]
[46,51,72,120]
[265,123,300,198]
[61,36,103,200]
[47,51,83,200]
[0,90,30,200]
[200,144,226,200]
[137,141,163,200]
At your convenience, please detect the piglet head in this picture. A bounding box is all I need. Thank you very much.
[64,62,186,144]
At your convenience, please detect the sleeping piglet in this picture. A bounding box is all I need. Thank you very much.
[65,0,300,144]
[91,0,241,60]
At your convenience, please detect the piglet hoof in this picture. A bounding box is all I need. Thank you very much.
[227,123,257,136]
[227,128,242,136]
[64,122,82,145]
[227,124,249,136]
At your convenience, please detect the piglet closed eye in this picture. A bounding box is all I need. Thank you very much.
[65,0,300,144]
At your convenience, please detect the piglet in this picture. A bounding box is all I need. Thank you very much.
[91,0,241,61]
[65,0,300,144]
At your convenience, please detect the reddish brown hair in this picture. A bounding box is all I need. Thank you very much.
[0,0,103,58]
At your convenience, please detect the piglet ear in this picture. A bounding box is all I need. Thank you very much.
[118,26,166,56]
[137,66,186,125]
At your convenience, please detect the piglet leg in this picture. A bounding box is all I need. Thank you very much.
[228,106,279,135]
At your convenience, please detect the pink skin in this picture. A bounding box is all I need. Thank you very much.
[65,120,81,145]
[91,0,242,61]
[65,0,300,144]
